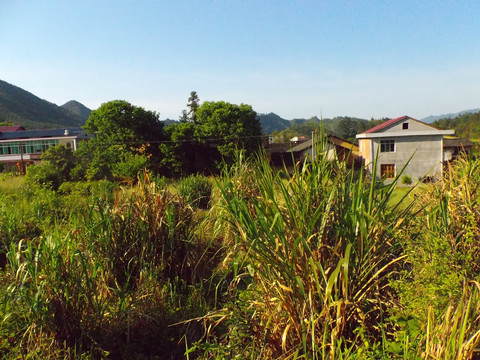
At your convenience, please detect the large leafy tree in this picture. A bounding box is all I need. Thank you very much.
[80,100,164,180]
[194,101,263,161]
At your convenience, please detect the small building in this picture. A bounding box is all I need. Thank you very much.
[356,116,455,181]
[0,127,88,171]
[267,135,361,170]
[443,136,474,162]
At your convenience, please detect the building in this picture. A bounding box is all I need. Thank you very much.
[0,127,88,171]
[267,135,361,170]
[356,116,455,181]
[443,136,474,162]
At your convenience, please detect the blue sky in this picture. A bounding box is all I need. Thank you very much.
[1,1,480,120]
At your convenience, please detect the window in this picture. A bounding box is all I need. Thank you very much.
[402,123,409,130]
[380,164,395,179]
[380,139,395,152]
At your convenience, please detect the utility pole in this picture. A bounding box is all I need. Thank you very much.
[19,142,25,175]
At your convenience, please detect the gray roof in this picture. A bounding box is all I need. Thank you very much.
[0,127,87,141]
[443,137,474,148]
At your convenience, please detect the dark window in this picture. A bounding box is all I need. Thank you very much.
[380,139,395,152]
[380,164,395,178]
[403,123,409,130]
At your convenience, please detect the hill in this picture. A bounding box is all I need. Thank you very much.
[432,110,480,139]
[0,79,88,129]
[257,112,290,133]
[61,100,91,121]
[421,109,480,123]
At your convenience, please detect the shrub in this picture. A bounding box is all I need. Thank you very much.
[24,162,63,190]
[401,174,413,185]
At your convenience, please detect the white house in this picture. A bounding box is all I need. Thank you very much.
[356,116,454,181]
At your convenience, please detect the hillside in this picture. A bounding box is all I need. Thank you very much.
[421,109,480,123]
[61,100,91,120]
[432,110,480,139]
[257,112,290,133]
[0,79,88,129]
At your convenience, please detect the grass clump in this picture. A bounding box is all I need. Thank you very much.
[191,140,415,357]
[177,174,213,210]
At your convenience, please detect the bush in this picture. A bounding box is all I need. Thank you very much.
[177,174,213,209]
[24,162,63,190]
[401,175,413,185]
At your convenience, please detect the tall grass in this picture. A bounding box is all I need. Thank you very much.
[195,136,415,358]
[2,172,213,358]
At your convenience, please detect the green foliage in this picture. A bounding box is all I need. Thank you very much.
[24,162,62,190]
[80,100,164,181]
[161,99,263,174]
[398,156,480,320]
[111,152,148,181]
[177,174,213,209]
[159,122,196,176]
[401,174,413,185]
[433,111,480,139]
[195,101,263,161]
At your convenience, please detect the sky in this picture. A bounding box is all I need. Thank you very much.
[1,1,480,121]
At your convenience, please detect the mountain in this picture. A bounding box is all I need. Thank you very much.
[61,100,91,121]
[421,109,480,123]
[0,79,87,129]
[257,112,290,133]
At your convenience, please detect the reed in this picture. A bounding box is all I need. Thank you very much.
[200,135,414,358]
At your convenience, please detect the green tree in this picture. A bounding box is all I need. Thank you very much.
[194,101,263,162]
[159,122,196,176]
[187,91,200,124]
[24,145,75,190]
[81,100,164,180]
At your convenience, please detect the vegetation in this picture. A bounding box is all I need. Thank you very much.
[271,116,386,142]
[1,136,480,358]
[433,110,480,140]
[160,96,264,176]
[0,79,87,128]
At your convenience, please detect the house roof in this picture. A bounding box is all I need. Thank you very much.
[443,136,474,148]
[0,127,87,141]
[361,115,441,134]
[357,115,454,139]
[288,135,358,153]
[361,116,410,134]
[0,125,25,132]
[290,139,314,152]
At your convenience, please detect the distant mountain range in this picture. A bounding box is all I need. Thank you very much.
[420,109,480,124]
[1,78,477,134]
[0,79,90,129]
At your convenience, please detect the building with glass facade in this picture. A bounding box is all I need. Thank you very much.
[0,127,88,171]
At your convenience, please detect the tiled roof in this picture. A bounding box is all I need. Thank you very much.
[361,116,409,134]
[0,128,87,141]
[0,125,25,132]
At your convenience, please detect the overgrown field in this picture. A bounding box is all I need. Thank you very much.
[1,148,480,359]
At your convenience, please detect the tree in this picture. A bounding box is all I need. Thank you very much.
[187,91,200,124]
[24,145,76,190]
[159,122,196,176]
[195,101,263,162]
[81,100,164,180]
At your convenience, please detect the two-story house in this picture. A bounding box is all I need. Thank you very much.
[356,116,454,181]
